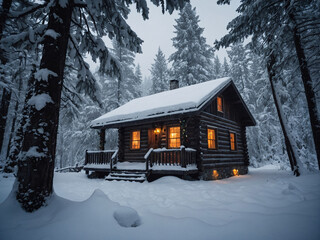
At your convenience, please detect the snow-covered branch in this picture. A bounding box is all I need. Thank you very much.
[9,3,48,19]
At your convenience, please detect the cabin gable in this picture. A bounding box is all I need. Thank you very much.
[200,82,255,126]
[196,83,250,180]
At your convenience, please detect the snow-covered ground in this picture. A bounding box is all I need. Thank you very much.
[0,165,319,240]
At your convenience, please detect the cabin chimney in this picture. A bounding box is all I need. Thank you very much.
[170,79,179,90]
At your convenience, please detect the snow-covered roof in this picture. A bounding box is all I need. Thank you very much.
[91,77,232,128]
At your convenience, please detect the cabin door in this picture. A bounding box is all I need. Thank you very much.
[148,129,161,149]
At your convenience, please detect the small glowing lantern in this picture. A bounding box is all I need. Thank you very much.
[212,170,219,180]
[233,169,239,176]
[154,128,161,134]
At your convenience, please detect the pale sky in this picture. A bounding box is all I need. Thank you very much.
[126,0,240,77]
[88,0,240,78]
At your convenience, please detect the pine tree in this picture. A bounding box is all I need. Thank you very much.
[227,43,250,93]
[150,47,169,93]
[0,0,13,152]
[110,39,140,106]
[212,55,222,79]
[169,2,213,86]
[267,51,300,176]
[134,64,143,98]
[221,57,230,77]
[0,0,39,158]
[141,76,152,96]
[227,44,287,168]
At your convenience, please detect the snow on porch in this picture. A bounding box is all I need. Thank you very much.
[115,161,197,171]
[91,77,231,127]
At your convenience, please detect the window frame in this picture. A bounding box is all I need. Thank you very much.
[167,125,181,149]
[217,96,223,113]
[207,127,218,150]
[130,130,141,150]
[229,131,237,151]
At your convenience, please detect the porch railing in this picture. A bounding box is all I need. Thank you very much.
[85,150,118,167]
[144,146,197,171]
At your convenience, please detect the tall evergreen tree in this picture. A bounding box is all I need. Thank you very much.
[0,0,13,155]
[221,57,230,77]
[0,0,39,159]
[134,64,143,98]
[227,43,250,93]
[150,47,169,93]
[169,3,213,86]
[212,55,222,79]
[110,39,140,106]
[227,44,287,168]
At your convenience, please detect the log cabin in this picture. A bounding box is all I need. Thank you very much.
[84,77,256,182]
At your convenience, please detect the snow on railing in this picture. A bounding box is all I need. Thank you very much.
[110,150,119,170]
[152,146,196,152]
[111,149,118,159]
[145,146,197,170]
[55,164,83,173]
[85,150,117,166]
[144,148,154,160]
[87,150,117,153]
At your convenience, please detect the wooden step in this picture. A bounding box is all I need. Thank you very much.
[105,171,147,182]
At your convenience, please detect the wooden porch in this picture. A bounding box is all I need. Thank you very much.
[83,147,198,181]
[84,150,118,173]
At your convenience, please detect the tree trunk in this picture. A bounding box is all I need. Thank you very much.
[0,0,12,38]
[267,52,300,176]
[0,88,11,154]
[0,0,13,156]
[15,1,73,212]
[59,130,64,169]
[292,26,320,170]
[6,74,23,158]
[285,0,320,169]
[4,66,36,173]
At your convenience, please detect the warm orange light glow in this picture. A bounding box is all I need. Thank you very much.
[208,128,216,149]
[168,126,180,148]
[233,169,239,176]
[131,131,140,149]
[154,128,161,134]
[213,170,219,180]
[230,133,236,150]
[217,96,223,112]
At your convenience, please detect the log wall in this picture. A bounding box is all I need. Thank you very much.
[118,118,200,163]
[121,124,150,163]
[198,110,248,180]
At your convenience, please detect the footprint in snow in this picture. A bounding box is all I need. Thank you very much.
[281,183,305,202]
[114,206,141,227]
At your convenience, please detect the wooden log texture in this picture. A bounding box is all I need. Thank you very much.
[199,111,246,169]
[85,151,116,165]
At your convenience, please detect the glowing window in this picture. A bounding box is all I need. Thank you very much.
[168,126,180,148]
[131,131,140,150]
[217,96,223,112]
[207,128,217,149]
[230,132,236,151]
